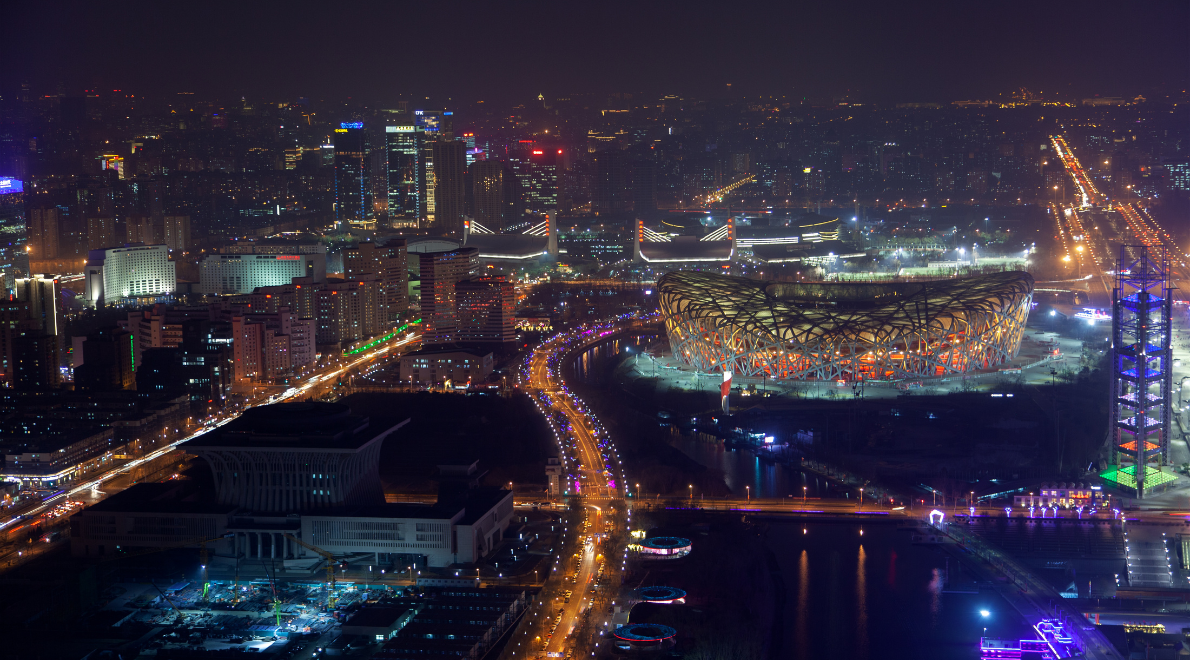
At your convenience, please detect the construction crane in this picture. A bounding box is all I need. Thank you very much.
[283,533,341,607]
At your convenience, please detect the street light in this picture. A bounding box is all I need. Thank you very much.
[803,486,807,504]
[746,485,750,502]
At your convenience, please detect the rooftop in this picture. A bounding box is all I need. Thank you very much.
[184,402,409,451]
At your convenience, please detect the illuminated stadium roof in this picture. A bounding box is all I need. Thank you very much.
[658,270,1034,381]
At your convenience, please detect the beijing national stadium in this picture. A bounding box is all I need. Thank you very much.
[657,270,1035,381]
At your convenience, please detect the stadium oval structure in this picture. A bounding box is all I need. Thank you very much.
[658,270,1034,381]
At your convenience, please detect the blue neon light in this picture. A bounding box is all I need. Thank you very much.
[339,122,363,129]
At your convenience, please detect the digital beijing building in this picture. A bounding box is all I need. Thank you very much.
[658,270,1034,381]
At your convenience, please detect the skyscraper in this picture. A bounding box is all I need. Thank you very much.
[28,207,59,260]
[419,247,480,345]
[333,122,372,228]
[470,160,505,230]
[457,277,515,344]
[593,150,629,216]
[512,148,559,214]
[342,239,409,321]
[384,126,425,226]
[0,177,27,292]
[432,140,468,235]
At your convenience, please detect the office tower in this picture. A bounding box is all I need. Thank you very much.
[15,275,60,337]
[0,177,27,292]
[333,122,372,228]
[200,252,322,294]
[512,148,559,214]
[342,240,408,321]
[457,277,515,344]
[632,159,658,216]
[593,150,629,215]
[163,215,191,252]
[13,333,60,390]
[28,207,59,260]
[471,160,505,230]
[87,215,119,251]
[415,109,454,139]
[385,126,425,225]
[419,247,480,345]
[432,140,468,234]
[315,276,383,344]
[73,327,137,391]
[84,245,176,306]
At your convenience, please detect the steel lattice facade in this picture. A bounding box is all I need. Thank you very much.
[658,270,1034,381]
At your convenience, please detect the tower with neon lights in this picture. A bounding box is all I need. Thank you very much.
[1102,245,1175,497]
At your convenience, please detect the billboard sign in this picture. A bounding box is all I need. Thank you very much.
[0,178,22,195]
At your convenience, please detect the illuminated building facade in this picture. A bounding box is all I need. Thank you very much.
[199,253,317,294]
[84,244,176,306]
[0,177,28,292]
[658,270,1033,381]
[431,139,468,234]
[385,125,425,225]
[334,122,372,228]
[419,247,480,346]
[1103,246,1176,497]
[511,148,558,214]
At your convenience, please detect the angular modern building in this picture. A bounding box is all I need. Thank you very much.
[658,270,1034,381]
[334,122,372,228]
[84,244,176,306]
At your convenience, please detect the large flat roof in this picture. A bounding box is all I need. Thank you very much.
[184,402,409,452]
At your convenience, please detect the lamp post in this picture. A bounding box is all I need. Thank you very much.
[746,485,750,502]
[688,484,693,503]
[859,488,863,510]
[803,486,807,504]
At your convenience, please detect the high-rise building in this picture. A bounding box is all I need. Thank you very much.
[432,140,468,235]
[315,276,384,345]
[84,244,176,306]
[13,333,59,390]
[163,215,191,252]
[0,177,28,292]
[125,214,156,244]
[457,277,515,344]
[512,148,559,214]
[120,305,184,366]
[87,215,119,251]
[470,161,506,230]
[333,122,372,228]
[342,240,408,321]
[15,275,60,337]
[199,253,322,294]
[74,327,136,391]
[0,299,30,385]
[232,309,297,385]
[384,126,425,225]
[28,207,59,260]
[249,276,318,320]
[419,248,480,345]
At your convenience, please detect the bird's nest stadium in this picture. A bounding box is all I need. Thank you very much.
[657,270,1034,381]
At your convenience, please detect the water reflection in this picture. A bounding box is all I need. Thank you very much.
[856,544,868,657]
[796,549,809,659]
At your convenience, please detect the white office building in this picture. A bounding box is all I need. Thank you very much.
[84,244,176,306]
[199,253,320,294]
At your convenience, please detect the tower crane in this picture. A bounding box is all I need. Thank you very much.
[283,533,341,607]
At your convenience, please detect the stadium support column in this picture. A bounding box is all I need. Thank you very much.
[547,212,558,259]
[1103,245,1174,498]
[634,219,644,263]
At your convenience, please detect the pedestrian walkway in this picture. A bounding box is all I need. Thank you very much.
[1123,525,1173,587]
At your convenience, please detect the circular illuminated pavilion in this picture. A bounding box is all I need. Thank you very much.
[634,585,687,604]
[614,623,678,650]
[640,536,692,558]
[658,270,1034,381]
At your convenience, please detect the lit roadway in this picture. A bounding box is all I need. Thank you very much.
[0,331,421,572]
[525,327,622,657]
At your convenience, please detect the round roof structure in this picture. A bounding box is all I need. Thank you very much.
[658,270,1034,381]
[635,586,687,602]
[641,537,691,550]
[614,623,678,643]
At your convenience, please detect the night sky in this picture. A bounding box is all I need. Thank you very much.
[4,0,1187,103]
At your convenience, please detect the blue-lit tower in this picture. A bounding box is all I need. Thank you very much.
[1103,245,1175,498]
[333,122,372,229]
